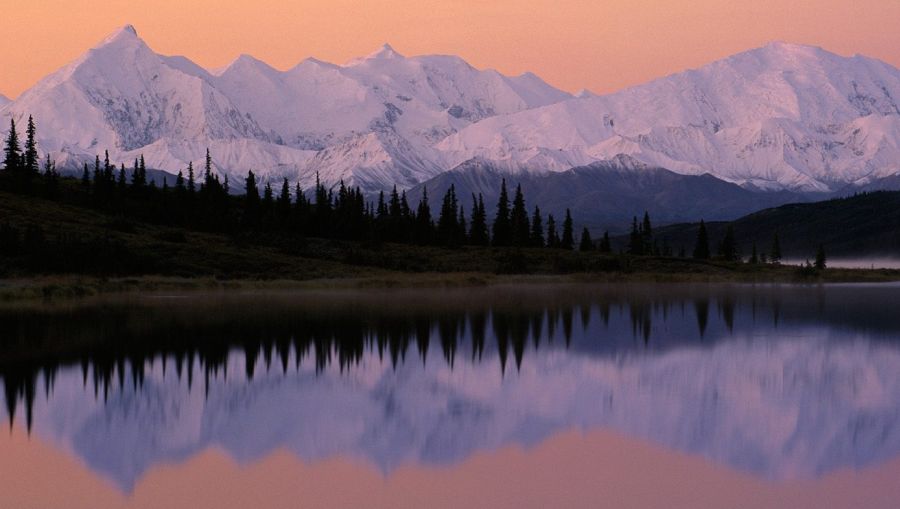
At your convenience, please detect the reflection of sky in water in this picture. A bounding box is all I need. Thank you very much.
[2,284,900,492]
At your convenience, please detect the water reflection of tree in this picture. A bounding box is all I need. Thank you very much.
[3,284,897,432]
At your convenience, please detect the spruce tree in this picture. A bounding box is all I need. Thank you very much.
[627,217,643,255]
[546,214,559,248]
[277,177,292,224]
[560,209,574,250]
[749,243,759,264]
[187,162,196,195]
[815,244,827,270]
[770,232,782,264]
[641,211,653,254]
[415,187,433,245]
[468,193,488,246]
[244,170,260,227]
[437,185,460,246]
[457,205,467,246]
[719,225,738,262]
[579,227,594,251]
[492,179,512,246]
[81,163,91,190]
[599,231,611,253]
[24,115,38,176]
[509,184,530,247]
[3,119,21,173]
[693,220,710,260]
[117,163,127,191]
[530,206,544,247]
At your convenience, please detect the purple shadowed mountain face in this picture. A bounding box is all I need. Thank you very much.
[3,27,900,195]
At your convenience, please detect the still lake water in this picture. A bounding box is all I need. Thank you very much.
[1,283,899,508]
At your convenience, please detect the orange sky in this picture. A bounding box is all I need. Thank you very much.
[2,0,900,99]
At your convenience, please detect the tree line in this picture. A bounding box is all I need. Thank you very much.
[1,117,603,251]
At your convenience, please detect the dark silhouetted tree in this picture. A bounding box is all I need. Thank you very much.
[468,193,488,246]
[509,184,530,247]
[560,209,574,250]
[492,179,511,247]
[770,232,782,264]
[815,244,827,270]
[719,225,738,261]
[693,220,710,259]
[579,227,594,251]
[599,231,611,253]
[530,206,544,247]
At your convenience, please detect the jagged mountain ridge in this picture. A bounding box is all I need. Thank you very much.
[438,42,900,191]
[0,25,570,191]
[2,27,900,193]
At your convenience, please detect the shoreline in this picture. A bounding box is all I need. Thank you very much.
[2,265,899,302]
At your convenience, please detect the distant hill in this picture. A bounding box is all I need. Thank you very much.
[644,191,900,258]
[407,158,807,233]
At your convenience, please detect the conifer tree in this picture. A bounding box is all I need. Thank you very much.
[277,177,292,224]
[457,205,467,246]
[719,225,738,262]
[437,185,460,246]
[415,187,433,244]
[509,184,530,247]
[530,206,544,247]
[627,217,643,255]
[24,116,38,176]
[546,214,559,248]
[693,220,710,260]
[641,211,653,254]
[187,162,196,195]
[468,193,489,246]
[81,163,91,190]
[3,119,21,173]
[749,243,759,264]
[560,209,574,250]
[492,179,512,246]
[244,170,260,227]
[579,227,594,251]
[175,171,186,193]
[599,231,612,253]
[815,244,827,270]
[117,163,127,191]
[770,232,782,264]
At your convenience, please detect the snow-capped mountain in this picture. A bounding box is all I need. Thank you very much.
[0,94,8,107]
[0,25,569,191]
[438,42,900,191]
[3,27,900,193]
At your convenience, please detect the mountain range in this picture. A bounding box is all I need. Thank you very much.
[3,25,900,226]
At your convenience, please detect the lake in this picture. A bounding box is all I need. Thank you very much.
[1,283,899,508]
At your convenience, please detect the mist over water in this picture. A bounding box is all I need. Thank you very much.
[782,258,900,269]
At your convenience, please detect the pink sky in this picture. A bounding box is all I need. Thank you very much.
[2,0,900,99]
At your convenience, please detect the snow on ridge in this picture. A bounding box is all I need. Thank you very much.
[1,25,571,193]
[4,25,900,193]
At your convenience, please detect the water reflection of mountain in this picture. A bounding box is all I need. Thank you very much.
[1,284,899,491]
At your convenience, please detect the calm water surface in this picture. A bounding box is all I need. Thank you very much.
[1,283,899,508]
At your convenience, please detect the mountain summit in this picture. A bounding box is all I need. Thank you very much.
[2,28,900,193]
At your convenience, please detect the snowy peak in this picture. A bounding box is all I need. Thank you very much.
[439,41,900,191]
[5,27,900,194]
[367,43,404,60]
